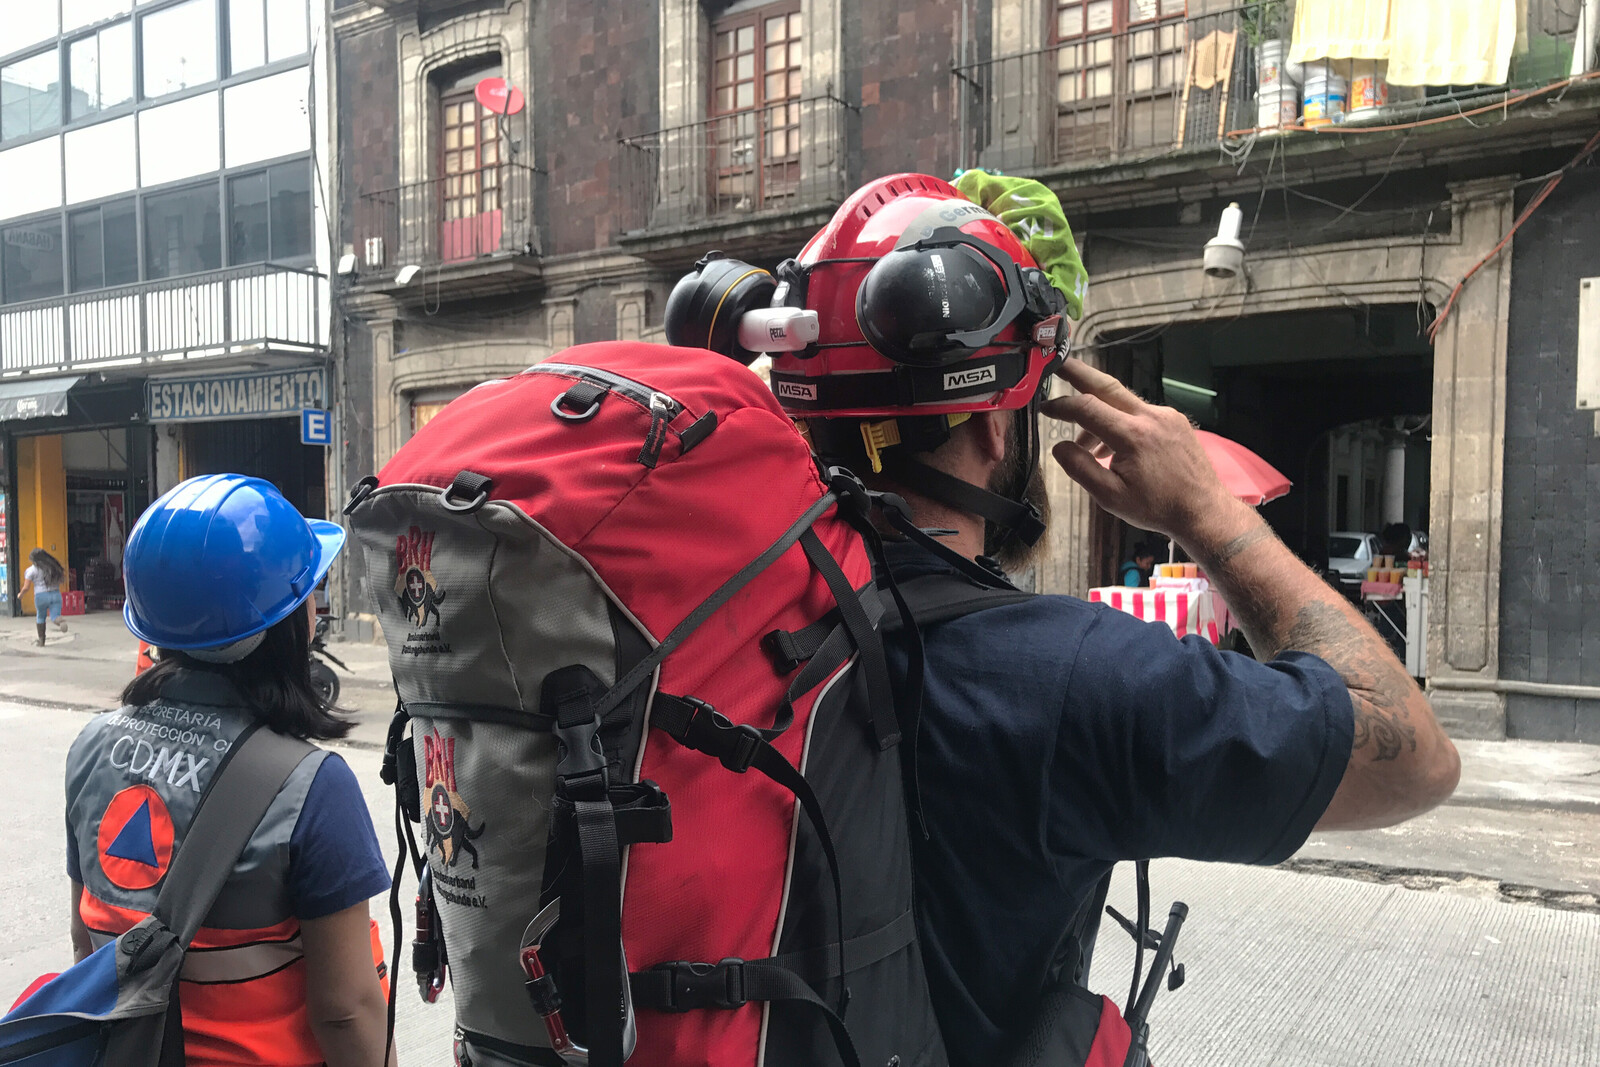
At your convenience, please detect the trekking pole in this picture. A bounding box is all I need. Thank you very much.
[1121,901,1188,1067]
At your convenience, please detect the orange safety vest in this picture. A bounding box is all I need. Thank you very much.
[65,671,380,1066]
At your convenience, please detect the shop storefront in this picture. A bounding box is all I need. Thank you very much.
[1,377,147,617]
[146,365,332,520]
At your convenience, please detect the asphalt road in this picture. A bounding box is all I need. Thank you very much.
[7,699,1598,1065]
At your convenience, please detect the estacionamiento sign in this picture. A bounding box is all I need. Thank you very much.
[147,367,328,422]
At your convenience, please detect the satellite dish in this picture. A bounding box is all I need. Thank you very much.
[475,77,526,116]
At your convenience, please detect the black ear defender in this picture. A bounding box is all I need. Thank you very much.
[664,251,777,364]
[855,226,1039,368]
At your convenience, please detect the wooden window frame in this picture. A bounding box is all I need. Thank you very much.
[707,1,803,213]
[1051,0,1187,163]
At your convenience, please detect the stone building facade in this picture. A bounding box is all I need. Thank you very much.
[329,0,1600,740]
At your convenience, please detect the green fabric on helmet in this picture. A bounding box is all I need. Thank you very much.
[953,168,1088,320]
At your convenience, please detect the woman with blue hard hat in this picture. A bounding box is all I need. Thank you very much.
[61,474,395,1067]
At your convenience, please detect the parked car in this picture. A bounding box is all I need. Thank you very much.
[1327,531,1379,580]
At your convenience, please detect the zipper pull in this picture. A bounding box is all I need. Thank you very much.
[637,392,677,468]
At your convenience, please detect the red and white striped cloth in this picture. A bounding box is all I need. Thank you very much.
[1088,586,1232,645]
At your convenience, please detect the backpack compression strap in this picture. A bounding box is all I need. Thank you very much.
[556,488,890,1067]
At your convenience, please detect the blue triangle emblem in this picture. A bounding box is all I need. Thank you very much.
[106,799,159,867]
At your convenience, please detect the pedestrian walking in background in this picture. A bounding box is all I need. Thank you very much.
[19,548,68,646]
[63,474,395,1067]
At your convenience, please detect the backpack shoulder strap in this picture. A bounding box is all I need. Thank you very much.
[153,723,315,947]
[882,570,1035,630]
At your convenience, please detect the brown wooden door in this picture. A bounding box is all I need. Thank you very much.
[439,87,504,259]
[710,3,803,214]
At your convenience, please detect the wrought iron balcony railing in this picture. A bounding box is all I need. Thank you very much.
[954,0,1590,174]
[356,161,540,275]
[0,263,325,374]
[619,95,854,234]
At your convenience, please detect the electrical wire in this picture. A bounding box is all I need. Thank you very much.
[1427,125,1600,343]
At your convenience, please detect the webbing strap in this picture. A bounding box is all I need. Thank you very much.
[575,796,625,1067]
[800,529,899,750]
[651,696,849,1021]
[765,908,917,987]
[155,723,313,945]
[592,491,840,719]
[877,451,1046,547]
[628,959,862,1067]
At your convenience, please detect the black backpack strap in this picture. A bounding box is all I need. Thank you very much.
[879,571,1035,630]
[153,722,315,945]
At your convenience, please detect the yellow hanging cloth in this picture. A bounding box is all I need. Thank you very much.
[1385,0,1518,86]
[1289,0,1392,64]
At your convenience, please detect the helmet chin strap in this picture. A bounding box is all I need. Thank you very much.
[875,406,1046,550]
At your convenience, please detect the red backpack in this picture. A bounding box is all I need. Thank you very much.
[346,340,1188,1067]
[346,342,945,1067]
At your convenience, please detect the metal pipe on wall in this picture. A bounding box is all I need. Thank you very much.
[1429,676,1600,701]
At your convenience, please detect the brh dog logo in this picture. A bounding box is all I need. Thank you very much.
[423,730,485,870]
[395,526,447,628]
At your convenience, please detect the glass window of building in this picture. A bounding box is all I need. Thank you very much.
[69,199,138,291]
[141,0,218,99]
[228,0,307,73]
[144,184,221,278]
[2,51,64,143]
[2,218,65,303]
[228,159,310,263]
[63,0,134,32]
[69,21,135,119]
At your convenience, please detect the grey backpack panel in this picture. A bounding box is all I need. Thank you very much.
[351,484,638,1056]
[411,716,555,1050]
[351,487,621,712]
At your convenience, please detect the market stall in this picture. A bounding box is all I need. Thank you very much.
[1089,574,1233,644]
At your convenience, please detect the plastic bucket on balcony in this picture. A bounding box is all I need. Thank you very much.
[1302,73,1347,127]
[1257,38,1291,89]
[1349,60,1389,113]
[1256,84,1299,129]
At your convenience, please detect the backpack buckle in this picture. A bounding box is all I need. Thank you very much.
[677,698,763,774]
[651,958,748,1011]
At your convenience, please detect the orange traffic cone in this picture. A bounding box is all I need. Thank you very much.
[135,641,157,677]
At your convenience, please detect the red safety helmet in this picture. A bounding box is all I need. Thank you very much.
[663,174,1069,554]
[767,173,1067,420]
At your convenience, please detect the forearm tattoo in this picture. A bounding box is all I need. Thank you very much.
[1284,601,1418,762]
[1211,524,1273,564]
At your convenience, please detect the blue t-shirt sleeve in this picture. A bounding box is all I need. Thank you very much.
[288,753,394,920]
[1051,605,1354,866]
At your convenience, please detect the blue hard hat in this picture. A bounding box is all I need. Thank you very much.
[123,474,346,651]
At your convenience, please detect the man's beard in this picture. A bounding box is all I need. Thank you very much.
[985,411,1051,573]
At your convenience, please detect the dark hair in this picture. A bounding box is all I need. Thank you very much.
[1132,541,1156,561]
[1380,522,1412,556]
[121,603,352,741]
[28,548,65,587]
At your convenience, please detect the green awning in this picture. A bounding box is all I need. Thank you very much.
[0,375,82,421]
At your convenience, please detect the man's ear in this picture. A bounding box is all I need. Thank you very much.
[973,409,1009,465]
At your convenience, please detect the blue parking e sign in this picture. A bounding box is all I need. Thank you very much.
[301,408,332,446]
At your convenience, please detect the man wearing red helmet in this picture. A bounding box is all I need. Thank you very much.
[668,172,1459,1065]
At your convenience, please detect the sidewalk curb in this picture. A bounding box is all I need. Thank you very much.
[1277,857,1600,914]
[1444,792,1600,816]
[0,692,107,714]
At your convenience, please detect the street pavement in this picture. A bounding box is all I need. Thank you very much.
[4,610,1599,1063]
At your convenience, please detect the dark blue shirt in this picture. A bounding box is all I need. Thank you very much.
[883,542,1354,1066]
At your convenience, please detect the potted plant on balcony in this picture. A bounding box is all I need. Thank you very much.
[1243,0,1295,130]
